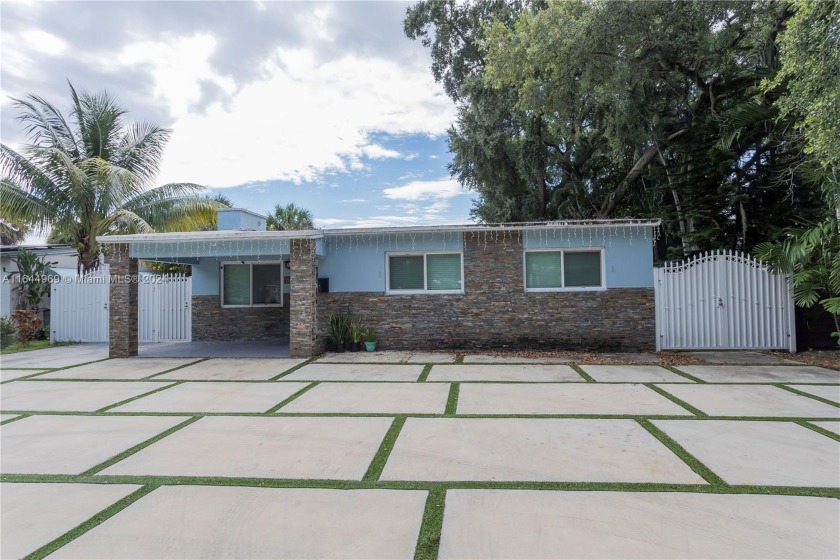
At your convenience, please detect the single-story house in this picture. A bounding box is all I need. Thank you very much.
[98,209,660,358]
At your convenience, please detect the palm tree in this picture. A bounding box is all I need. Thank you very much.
[266,203,315,231]
[0,82,220,272]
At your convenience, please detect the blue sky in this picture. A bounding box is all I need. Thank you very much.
[211,133,476,228]
[0,1,478,231]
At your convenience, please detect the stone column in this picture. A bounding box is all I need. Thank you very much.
[290,238,318,358]
[108,243,139,358]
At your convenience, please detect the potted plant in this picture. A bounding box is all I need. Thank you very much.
[329,311,352,352]
[364,327,377,352]
[349,320,365,352]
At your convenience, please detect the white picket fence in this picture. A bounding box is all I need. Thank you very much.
[50,268,191,343]
[654,250,795,352]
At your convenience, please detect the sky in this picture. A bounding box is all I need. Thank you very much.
[0,0,477,229]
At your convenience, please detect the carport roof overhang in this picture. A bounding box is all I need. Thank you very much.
[97,219,660,261]
[97,219,660,245]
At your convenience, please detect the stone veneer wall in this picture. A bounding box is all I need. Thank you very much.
[191,295,289,341]
[289,238,319,358]
[108,243,138,357]
[317,232,655,351]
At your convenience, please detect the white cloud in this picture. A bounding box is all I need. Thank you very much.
[151,46,455,187]
[361,145,401,159]
[340,198,367,203]
[112,34,236,119]
[21,29,67,55]
[383,178,469,201]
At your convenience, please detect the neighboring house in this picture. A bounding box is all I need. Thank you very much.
[0,245,79,320]
[99,209,659,358]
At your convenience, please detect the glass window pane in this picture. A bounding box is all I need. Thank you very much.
[389,256,424,290]
[223,264,250,305]
[564,251,602,287]
[427,253,462,291]
[526,252,563,289]
[252,264,283,304]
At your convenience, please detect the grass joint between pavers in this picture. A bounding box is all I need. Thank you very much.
[417,364,433,383]
[270,357,318,381]
[774,384,840,408]
[645,384,708,416]
[570,364,595,382]
[363,416,406,481]
[662,365,707,383]
[265,381,320,413]
[21,485,159,560]
[142,358,209,380]
[795,420,840,442]
[445,383,459,416]
[637,418,727,486]
[414,488,446,560]
[80,416,203,476]
[93,381,184,413]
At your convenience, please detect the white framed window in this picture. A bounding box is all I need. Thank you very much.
[524,248,605,292]
[386,252,464,294]
[220,261,284,307]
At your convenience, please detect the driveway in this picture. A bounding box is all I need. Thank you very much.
[1,347,838,559]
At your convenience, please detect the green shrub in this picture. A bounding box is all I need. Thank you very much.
[0,316,17,347]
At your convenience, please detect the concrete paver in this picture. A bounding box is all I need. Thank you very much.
[462,355,571,364]
[380,418,706,483]
[579,364,692,383]
[688,350,800,365]
[426,364,582,382]
[811,421,840,436]
[318,351,412,363]
[439,490,840,559]
[1,369,47,382]
[0,343,108,369]
[0,414,19,423]
[101,416,393,479]
[655,384,840,417]
[788,384,840,403]
[110,381,311,413]
[281,363,423,382]
[676,365,838,383]
[279,382,450,414]
[50,486,427,560]
[1,483,139,560]
[0,381,176,412]
[457,383,693,415]
[153,358,306,380]
[403,352,457,363]
[653,420,840,487]
[317,351,455,363]
[1,415,189,475]
[41,358,197,380]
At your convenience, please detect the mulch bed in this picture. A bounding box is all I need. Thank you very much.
[455,349,706,366]
[768,350,840,370]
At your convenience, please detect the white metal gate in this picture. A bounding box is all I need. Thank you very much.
[654,250,796,352]
[50,267,110,343]
[138,275,192,342]
[51,271,191,343]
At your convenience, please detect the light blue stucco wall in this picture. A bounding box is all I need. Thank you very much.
[217,209,266,231]
[139,227,654,296]
[522,226,654,288]
[318,232,464,293]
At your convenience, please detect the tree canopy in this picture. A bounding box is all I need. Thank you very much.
[405,0,831,258]
[0,82,221,271]
[266,203,315,231]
